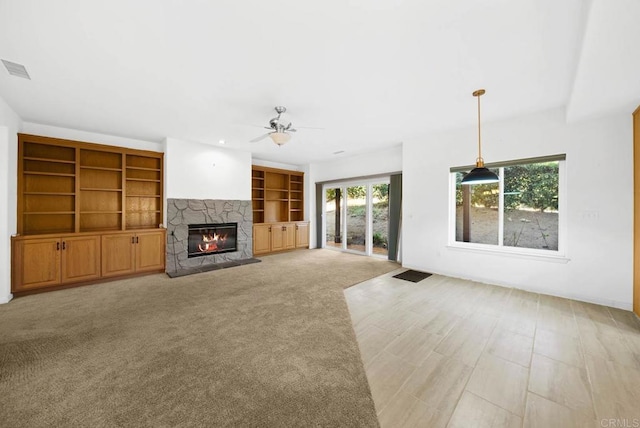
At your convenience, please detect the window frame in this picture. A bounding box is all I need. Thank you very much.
[448,155,568,261]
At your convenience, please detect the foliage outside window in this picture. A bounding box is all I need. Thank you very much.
[454,159,561,252]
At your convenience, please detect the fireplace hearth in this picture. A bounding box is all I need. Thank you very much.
[188,223,237,258]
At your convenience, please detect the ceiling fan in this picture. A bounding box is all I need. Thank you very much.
[249,106,298,146]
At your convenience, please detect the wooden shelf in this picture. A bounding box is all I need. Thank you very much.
[80,166,122,172]
[24,211,75,215]
[18,134,163,236]
[126,166,161,172]
[252,165,304,224]
[24,171,75,177]
[24,156,75,164]
[24,192,75,196]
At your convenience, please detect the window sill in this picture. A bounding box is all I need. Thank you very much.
[446,243,570,264]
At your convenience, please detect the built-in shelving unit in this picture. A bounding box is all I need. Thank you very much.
[17,134,164,235]
[251,165,308,255]
[13,134,166,295]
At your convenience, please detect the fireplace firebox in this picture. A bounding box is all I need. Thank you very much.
[187,223,238,258]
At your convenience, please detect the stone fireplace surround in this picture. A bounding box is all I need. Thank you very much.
[166,199,253,273]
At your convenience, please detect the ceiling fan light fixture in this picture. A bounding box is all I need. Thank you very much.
[269,132,291,146]
[461,89,499,185]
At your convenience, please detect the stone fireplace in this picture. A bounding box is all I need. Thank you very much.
[166,199,252,272]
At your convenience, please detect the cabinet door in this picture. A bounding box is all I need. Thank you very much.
[12,238,61,291]
[283,223,296,249]
[253,224,272,255]
[61,235,101,284]
[271,224,286,252]
[135,230,166,273]
[295,222,309,248]
[101,233,135,277]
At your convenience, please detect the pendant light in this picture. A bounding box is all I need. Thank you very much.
[461,89,499,185]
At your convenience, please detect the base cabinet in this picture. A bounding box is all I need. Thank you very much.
[253,222,309,256]
[295,222,309,248]
[102,231,166,277]
[12,235,101,292]
[12,229,165,294]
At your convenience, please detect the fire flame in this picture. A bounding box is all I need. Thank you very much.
[198,233,227,253]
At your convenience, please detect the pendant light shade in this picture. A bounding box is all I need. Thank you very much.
[461,89,499,185]
[269,132,291,146]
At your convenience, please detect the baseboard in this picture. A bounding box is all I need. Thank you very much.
[0,293,14,304]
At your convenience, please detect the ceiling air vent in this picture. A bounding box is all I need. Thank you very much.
[1,59,31,79]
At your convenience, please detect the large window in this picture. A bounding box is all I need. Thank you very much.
[451,156,564,254]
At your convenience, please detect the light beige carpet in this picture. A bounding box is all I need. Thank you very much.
[0,249,398,427]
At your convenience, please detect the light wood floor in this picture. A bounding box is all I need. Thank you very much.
[345,269,640,427]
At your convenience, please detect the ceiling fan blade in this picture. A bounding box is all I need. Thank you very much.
[295,126,325,130]
[288,128,297,132]
[250,133,272,143]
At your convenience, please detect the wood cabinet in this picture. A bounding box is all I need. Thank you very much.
[253,224,272,255]
[13,134,166,295]
[295,222,309,248]
[252,222,309,255]
[252,165,308,255]
[101,230,165,277]
[12,234,101,292]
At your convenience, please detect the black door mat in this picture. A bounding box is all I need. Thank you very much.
[393,269,432,283]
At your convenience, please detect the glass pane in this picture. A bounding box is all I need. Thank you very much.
[372,183,389,256]
[325,188,343,249]
[503,162,559,250]
[455,171,499,245]
[346,185,367,253]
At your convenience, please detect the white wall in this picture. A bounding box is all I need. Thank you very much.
[403,108,633,309]
[22,122,162,152]
[308,145,403,248]
[0,95,22,303]
[251,158,303,172]
[165,137,251,201]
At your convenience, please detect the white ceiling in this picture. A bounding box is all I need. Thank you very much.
[0,0,638,165]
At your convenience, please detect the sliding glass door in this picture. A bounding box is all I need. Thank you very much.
[325,187,343,250]
[372,183,389,257]
[346,185,367,253]
[323,178,390,258]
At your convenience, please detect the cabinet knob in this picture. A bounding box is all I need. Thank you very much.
[56,242,60,251]
[62,241,66,250]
